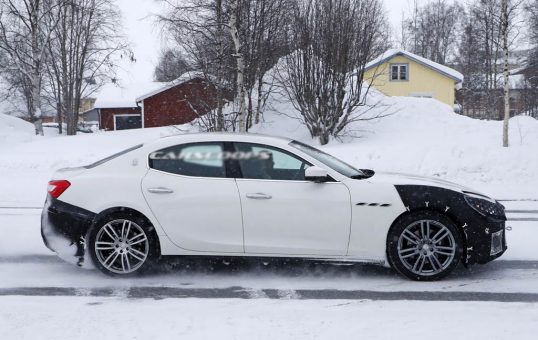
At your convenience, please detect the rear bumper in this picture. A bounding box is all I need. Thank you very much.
[41,195,96,266]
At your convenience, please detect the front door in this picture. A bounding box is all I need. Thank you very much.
[142,142,243,253]
[232,142,351,256]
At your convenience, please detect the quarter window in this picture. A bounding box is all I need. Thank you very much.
[148,142,226,178]
[233,143,310,181]
[390,64,408,81]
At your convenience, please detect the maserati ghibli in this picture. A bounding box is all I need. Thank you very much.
[41,133,507,280]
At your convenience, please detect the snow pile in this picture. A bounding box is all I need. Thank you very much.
[0,113,38,147]
[0,125,184,205]
[256,96,538,198]
[320,99,538,198]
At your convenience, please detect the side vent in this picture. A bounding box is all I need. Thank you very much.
[355,202,392,207]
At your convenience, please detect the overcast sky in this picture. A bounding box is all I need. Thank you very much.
[118,0,458,84]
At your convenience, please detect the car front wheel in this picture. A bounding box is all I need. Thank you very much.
[387,211,463,281]
[89,214,157,276]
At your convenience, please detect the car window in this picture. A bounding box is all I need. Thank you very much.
[290,140,364,178]
[148,142,226,178]
[233,142,310,181]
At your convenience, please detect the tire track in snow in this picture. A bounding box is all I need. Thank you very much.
[1,286,538,303]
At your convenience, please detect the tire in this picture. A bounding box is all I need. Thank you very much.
[88,212,159,276]
[387,211,464,281]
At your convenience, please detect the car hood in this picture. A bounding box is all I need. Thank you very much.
[368,171,488,196]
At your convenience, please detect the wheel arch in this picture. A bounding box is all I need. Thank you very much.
[91,206,162,257]
[386,207,468,264]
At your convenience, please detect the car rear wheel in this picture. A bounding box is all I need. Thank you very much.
[387,211,463,281]
[89,214,158,276]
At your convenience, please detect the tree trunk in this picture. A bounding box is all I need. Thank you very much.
[501,0,509,147]
[32,81,44,136]
[228,0,247,132]
[215,0,224,132]
[57,101,63,134]
[255,76,264,125]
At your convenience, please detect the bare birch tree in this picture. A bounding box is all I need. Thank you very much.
[0,0,62,135]
[158,0,236,131]
[239,0,294,129]
[154,48,192,82]
[402,0,463,65]
[456,0,521,120]
[227,0,246,131]
[158,0,290,132]
[283,0,389,145]
[501,0,510,147]
[45,0,128,135]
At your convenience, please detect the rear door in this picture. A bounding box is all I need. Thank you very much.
[232,142,351,256]
[141,142,244,253]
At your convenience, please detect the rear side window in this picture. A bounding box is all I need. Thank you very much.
[148,142,226,178]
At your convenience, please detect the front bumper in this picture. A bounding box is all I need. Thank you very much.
[394,185,508,266]
[41,195,96,266]
[464,216,507,265]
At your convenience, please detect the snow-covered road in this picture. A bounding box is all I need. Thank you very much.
[1,211,538,302]
[1,256,538,302]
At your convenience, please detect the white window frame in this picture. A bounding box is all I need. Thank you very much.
[410,92,434,98]
[113,114,142,130]
[390,63,409,82]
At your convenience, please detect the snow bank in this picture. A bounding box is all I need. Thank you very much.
[321,99,538,199]
[247,77,538,199]
[0,113,38,147]
[0,124,184,205]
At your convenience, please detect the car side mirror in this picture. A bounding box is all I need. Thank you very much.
[305,166,330,183]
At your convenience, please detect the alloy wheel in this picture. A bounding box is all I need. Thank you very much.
[397,219,457,277]
[94,219,149,274]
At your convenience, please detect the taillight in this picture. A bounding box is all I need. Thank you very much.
[47,180,71,198]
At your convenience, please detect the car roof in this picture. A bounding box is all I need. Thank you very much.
[147,132,295,148]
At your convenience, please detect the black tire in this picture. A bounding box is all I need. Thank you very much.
[387,211,464,281]
[88,212,159,276]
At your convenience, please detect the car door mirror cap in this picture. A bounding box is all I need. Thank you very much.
[305,166,331,183]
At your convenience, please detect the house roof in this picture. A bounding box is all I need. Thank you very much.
[365,49,464,83]
[93,81,166,109]
[135,71,207,103]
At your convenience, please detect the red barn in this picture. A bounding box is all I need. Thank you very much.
[86,74,221,131]
[137,76,220,128]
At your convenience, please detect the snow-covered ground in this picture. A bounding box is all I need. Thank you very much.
[1,95,538,339]
[2,297,536,340]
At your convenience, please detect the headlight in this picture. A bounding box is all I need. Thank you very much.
[464,192,504,217]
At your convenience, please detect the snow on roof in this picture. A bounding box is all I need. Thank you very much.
[365,49,464,83]
[135,71,207,102]
[93,81,166,109]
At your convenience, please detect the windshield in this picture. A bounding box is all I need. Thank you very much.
[290,140,365,178]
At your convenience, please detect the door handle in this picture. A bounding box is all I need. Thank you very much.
[147,187,174,194]
[246,193,272,200]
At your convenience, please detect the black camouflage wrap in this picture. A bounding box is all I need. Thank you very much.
[394,185,507,265]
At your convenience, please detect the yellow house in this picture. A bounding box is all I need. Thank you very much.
[364,49,463,107]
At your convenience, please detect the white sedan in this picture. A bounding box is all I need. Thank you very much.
[41,133,507,280]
